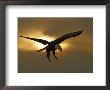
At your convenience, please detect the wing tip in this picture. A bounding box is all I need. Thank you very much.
[81,30,84,32]
[79,30,84,34]
[19,36,23,37]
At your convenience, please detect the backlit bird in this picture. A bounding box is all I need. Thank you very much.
[20,30,83,62]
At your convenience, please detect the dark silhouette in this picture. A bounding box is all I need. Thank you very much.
[20,30,83,62]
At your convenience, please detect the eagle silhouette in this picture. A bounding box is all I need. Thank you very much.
[20,30,83,62]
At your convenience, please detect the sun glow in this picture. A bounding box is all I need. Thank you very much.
[19,31,70,51]
[35,36,55,49]
[60,43,70,49]
[35,36,70,50]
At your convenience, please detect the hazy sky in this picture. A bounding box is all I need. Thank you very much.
[18,18,93,73]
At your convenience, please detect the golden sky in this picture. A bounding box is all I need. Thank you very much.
[18,18,93,73]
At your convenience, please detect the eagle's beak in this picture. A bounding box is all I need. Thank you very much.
[59,48,62,52]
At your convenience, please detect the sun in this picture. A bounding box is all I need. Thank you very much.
[35,36,70,50]
[19,33,70,51]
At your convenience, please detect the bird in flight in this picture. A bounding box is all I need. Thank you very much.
[20,30,83,62]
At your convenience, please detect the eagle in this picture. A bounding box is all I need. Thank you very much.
[20,30,83,62]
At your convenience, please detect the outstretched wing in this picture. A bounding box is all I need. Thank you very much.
[20,36,49,45]
[51,30,83,45]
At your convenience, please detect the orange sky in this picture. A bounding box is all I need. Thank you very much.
[18,18,93,73]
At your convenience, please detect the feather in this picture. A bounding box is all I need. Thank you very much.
[51,30,83,45]
[20,36,49,45]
